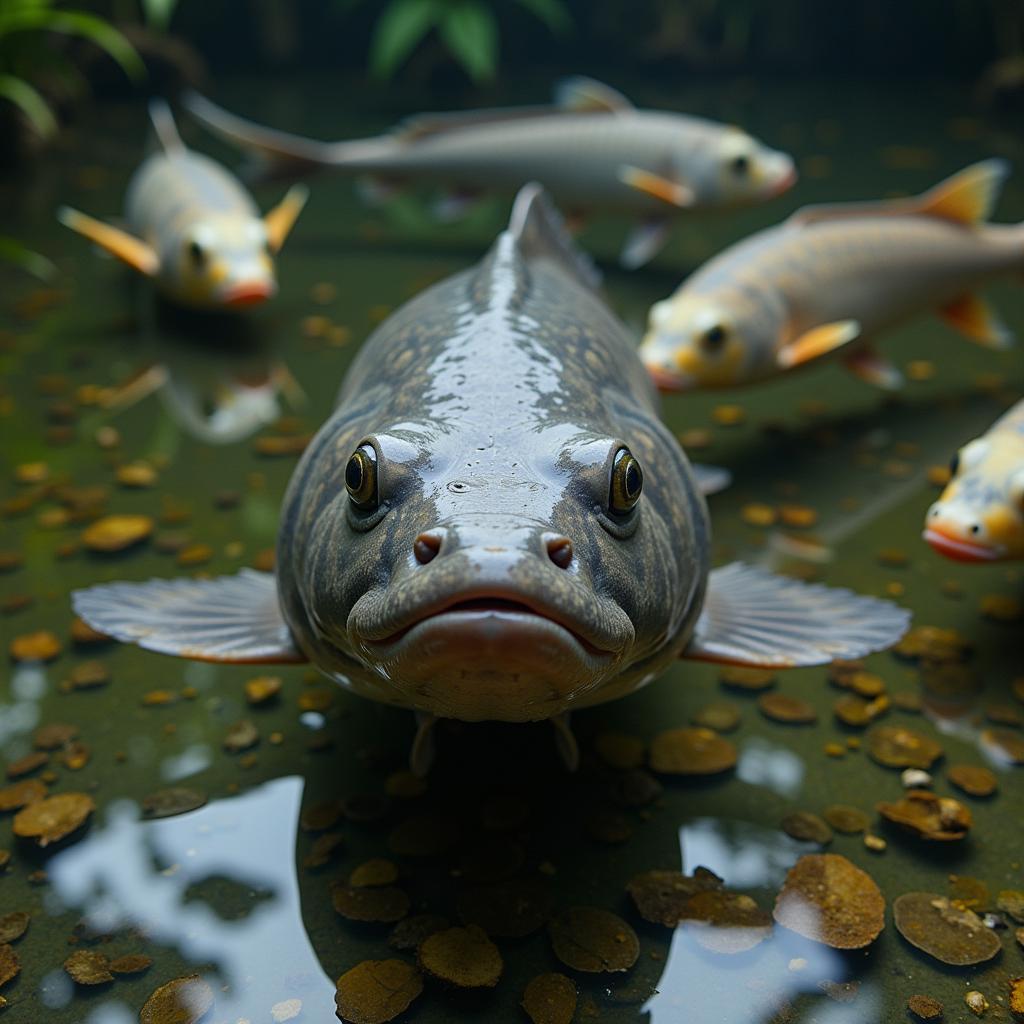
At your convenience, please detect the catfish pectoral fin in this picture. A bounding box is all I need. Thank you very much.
[57,207,159,277]
[776,319,860,369]
[682,563,911,667]
[620,218,671,269]
[939,292,1015,349]
[71,569,305,664]
[264,184,309,252]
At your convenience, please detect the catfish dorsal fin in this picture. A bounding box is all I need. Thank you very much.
[148,98,185,153]
[554,76,633,113]
[916,158,1010,226]
[509,183,601,291]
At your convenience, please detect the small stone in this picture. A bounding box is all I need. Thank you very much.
[901,769,932,789]
[223,719,259,753]
[965,991,989,1016]
[418,924,503,988]
[334,959,423,1024]
[863,833,886,852]
[907,994,944,1021]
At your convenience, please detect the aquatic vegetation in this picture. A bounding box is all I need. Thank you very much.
[340,0,571,82]
[0,0,142,142]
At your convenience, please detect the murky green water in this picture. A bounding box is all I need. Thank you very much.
[1,75,1023,1023]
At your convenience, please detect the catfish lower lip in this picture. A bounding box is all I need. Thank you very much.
[361,594,620,656]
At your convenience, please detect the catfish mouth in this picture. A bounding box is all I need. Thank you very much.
[366,591,619,657]
[644,363,693,393]
[923,526,1004,563]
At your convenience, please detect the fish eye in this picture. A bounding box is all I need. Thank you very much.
[187,240,206,268]
[700,324,728,351]
[609,447,643,515]
[345,444,378,509]
[730,154,751,176]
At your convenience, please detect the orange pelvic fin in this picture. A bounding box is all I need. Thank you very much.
[843,346,903,389]
[917,158,1009,226]
[618,165,695,208]
[939,292,1015,349]
[264,184,309,252]
[777,319,860,369]
[57,206,159,276]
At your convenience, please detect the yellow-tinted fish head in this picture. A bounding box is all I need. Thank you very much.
[924,436,1024,562]
[167,216,278,310]
[640,295,772,391]
[709,130,797,206]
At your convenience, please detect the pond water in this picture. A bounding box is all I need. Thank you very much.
[1,74,1023,1023]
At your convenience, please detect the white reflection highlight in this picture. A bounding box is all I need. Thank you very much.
[161,743,213,782]
[47,776,335,1021]
[737,738,805,798]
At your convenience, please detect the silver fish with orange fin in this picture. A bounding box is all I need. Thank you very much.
[71,185,907,773]
[925,398,1024,562]
[640,160,1021,391]
[58,100,308,310]
[182,77,795,269]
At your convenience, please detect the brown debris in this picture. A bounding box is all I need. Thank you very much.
[457,878,552,938]
[387,914,449,952]
[33,722,79,750]
[350,859,399,888]
[626,867,723,927]
[335,959,423,1024]
[109,953,153,975]
[418,924,503,988]
[81,514,154,552]
[981,728,1024,764]
[67,659,110,689]
[0,778,47,811]
[303,831,345,870]
[140,974,215,1024]
[876,791,971,841]
[244,675,282,706]
[758,692,817,724]
[822,807,869,837]
[907,994,944,1021]
[682,890,773,954]
[64,948,113,985]
[649,727,737,775]
[719,666,776,691]
[998,890,1024,923]
[893,892,1001,966]
[388,813,459,856]
[12,792,95,846]
[773,853,885,949]
[691,700,742,733]
[9,630,61,662]
[781,811,833,845]
[866,725,943,769]
[0,913,29,944]
[948,763,998,798]
[332,884,410,923]
[5,751,48,779]
[1009,977,1024,1022]
[593,732,645,769]
[141,788,208,819]
[223,719,259,753]
[0,944,19,987]
[548,907,639,973]
[522,972,577,1024]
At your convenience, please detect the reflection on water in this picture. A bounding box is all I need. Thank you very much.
[47,777,336,1021]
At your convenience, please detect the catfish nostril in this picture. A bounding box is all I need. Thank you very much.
[413,533,442,565]
[969,524,980,535]
[547,536,573,570]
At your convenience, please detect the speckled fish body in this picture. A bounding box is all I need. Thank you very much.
[58,100,307,310]
[925,398,1024,562]
[72,186,909,739]
[640,160,1024,390]
[274,194,709,721]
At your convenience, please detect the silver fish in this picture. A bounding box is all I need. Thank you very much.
[58,100,308,310]
[640,160,1023,391]
[183,77,796,268]
[73,185,907,770]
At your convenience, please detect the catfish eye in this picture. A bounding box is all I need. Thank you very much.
[345,445,378,509]
[609,448,643,515]
[948,452,960,478]
[187,240,206,268]
[730,154,751,176]
[700,324,728,351]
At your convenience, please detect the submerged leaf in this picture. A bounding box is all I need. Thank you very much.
[369,0,440,78]
[438,2,498,82]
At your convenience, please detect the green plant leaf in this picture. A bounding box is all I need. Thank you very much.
[0,235,57,280]
[0,72,58,136]
[369,0,441,78]
[140,0,178,31]
[438,1,497,82]
[515,0,570,33]
[0,9,144,80]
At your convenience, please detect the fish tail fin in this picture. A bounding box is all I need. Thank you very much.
[917,158,1010,225]
[148,98,184,153]
[509,183,601,291]
[182,89,340,182]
